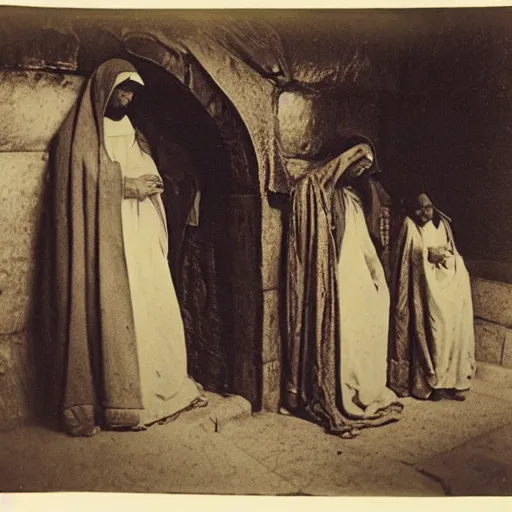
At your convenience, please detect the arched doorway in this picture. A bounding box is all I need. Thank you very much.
[123,49,263,406]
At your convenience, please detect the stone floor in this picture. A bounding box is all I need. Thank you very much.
[1,374,512,496]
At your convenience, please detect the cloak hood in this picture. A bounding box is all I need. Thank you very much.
[49,58,146,437]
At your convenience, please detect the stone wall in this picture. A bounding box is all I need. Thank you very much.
[472,277,512,370]
[0,70,84,428]
[0,47,274,425]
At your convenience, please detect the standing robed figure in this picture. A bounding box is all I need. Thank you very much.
[47,58,206,437]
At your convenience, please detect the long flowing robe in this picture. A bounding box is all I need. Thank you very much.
[388,214,476,399]
[103,114,200,427]
[285,146,403,437]
[48,59,200,436]
[336,187,399,419]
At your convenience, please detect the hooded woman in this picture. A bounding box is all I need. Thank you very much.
[284,136,403,439]
[48,58,207,437]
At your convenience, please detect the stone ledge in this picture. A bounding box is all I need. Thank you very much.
[0,70,83,152]
[471,277,512,328]
[0,332,33,432]
[174,392,252,433]
[0,152,48,334]
[474,318,506,366]
[467,260,512,285]
[476,361,512,388]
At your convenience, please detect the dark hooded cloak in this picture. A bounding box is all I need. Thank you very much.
[49,59,148,436]
[284,137,401,438]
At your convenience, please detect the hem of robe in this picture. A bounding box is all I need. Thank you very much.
[288,396,404,438]
[62,377,203,436]
[388,359,473,400]
[316,407,403,437]
[136,376,201,427]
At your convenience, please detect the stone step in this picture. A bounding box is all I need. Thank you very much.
[171,392,252,433]
[476,361,512,388]
[471,277,512,328]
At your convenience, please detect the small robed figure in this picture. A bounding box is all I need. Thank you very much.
[388,193,476,402]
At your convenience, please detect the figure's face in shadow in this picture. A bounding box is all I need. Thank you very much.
[345,148,374,183]
[413,193,434,226]
[105,80,139,120]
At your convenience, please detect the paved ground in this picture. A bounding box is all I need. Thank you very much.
[1,375,512,496]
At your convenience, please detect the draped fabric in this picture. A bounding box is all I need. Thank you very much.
[103,114,201,427]
[49,59,147,436]
[120,21,380,195]
[388,213,476,398]
[285,145,403,437]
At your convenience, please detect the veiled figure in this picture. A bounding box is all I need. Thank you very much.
[388,193,476,401]
[284,138,403,439]
[48,59,207,437]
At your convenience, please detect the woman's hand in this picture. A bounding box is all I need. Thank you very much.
[124,175,164,201]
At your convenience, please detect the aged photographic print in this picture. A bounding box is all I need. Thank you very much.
[0,3,511,498]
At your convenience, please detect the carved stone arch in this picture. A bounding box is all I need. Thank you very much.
[123,33,263,407]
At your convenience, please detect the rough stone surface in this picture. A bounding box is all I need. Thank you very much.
[476,361,512,388]
[471,277,512,327]
[197,395,252,434]
[341,382,512,466]
[418,424,512,496]
[152,391,252,434]
[0,71,83,152]
[261,360,281,413]
[502,328,512,369]
[181,235,228,393]
[222,413,441,497]
[262,289,281,365]
[231,277,262,409]
[2,375,512,495]
[0,152,47,335]
[466,260,512,285]
[224,194,264,408]
[225,194,262,283]
[0,394,296,495]
[0,28,79,72]
[474,318,505,365]
[0,332,33,430]
[261,195,286,291]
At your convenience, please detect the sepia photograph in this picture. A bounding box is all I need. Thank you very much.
[0,1,511,501]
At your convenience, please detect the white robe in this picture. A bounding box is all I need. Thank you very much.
[337,188,398,419]
[419,219,475,391]
[104,116,200,426]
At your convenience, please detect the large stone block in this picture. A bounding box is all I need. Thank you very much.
[180,235,228,393]
[262,288,281,365]
[476,361,512,389]
[1,28,79,72]
[0,332,33,430]
[261,195,285,291]
[261,359,281,412]
[501,328,512,369]
[474,319,505,365]
[466,260,512,286]
[224,194,262,285]
[471,277,512,328]
[0,152,47,334]
[0,71,84,152]
[231,277,263,409]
